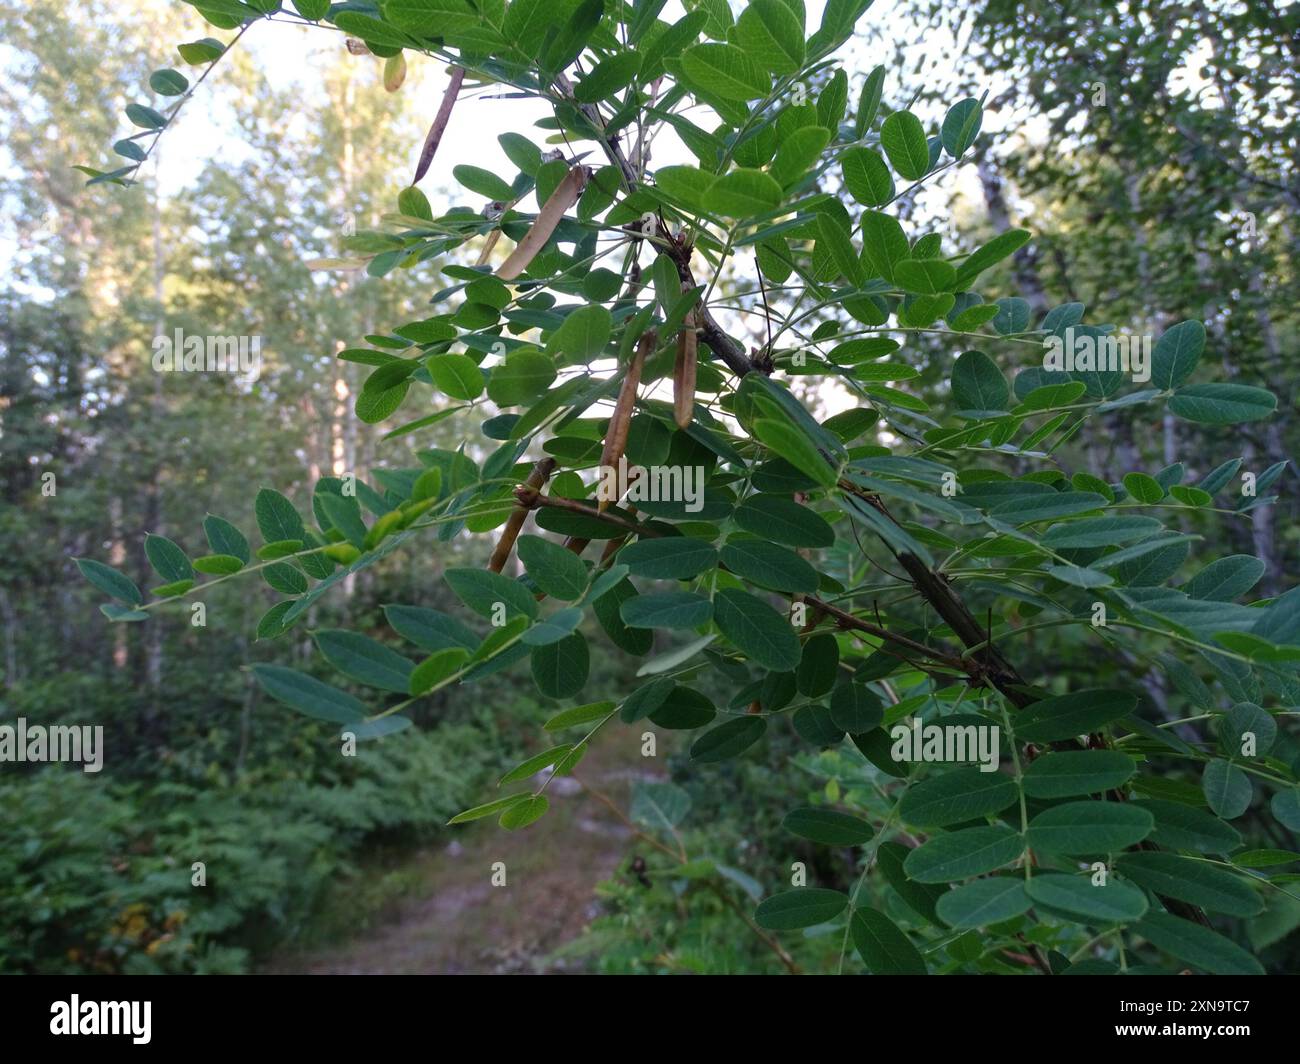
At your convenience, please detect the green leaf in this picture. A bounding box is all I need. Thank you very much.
[934,877,1030,929]
[149,68,189,96]
[991,490,1107,524]
[141,533,190,584]
[384,604,478,652]
[940,97,982,156]
[448,794,529,825]
[500,744,574,785]
[793,703,844,747]
[594,579,653,655]
[1122,472,1165,503]
[630,780,692,831]
[895,257,956,295]
[544,700,615,731]
[255,487,306,544]
[1021,751,1137,798]
[620,591,713,629]
[953,229,1031,289]
[1182,555,1265,601]
[734,494,834,547]
[445,568,539,621]
[618,537,718,580]
[409,647,470,695]
[734,0,805,74]
[256,600,298,640]
[1202,758,1252,819]
[850,909,927,974]
[1272,789,1300,832]
[314,629,415,693]
[679,36,768,95]
[192,553,244,576]
[1220,702,1275,756]
[876,842,948,927]
[453,164,515,201]
[690,716,767,762]
[500,795,550,830]
[125,103,167,129]
[251,664,365,723]
[1168,383,1276,424]
[828,681,883,733]
[1115,853,1262,917]
[1230,849,1299,868]
[516,534,588,600]
[1025,801,1154,855]
[318,493,368,550]
[879,110,929,180]
[1024,873,1149,923]
[795,632,839,696]
[574,51,643,103]
[840,147,893,207]
[356,380,410,424]
[1013,688,1137,743]
[548,304,612,362]
[346,717,415,742]
[260,559,305,593]
[782,807,874,845]
[859,210,909,284]
[770,125,831,189]
[100,603,150,622]
[951,349,1009,412]
[487,350,556,406]
[257,539,303,562]
[1133,911,1264,975]
[855,65,885,134]
[903,824,1025,882]
[75,558,142,605]
[752,417,838,487]
[1151,319,1205,390]
[177,37,225,64]
[427,353,483,400]
[1133,799,1242,853]
[530,632,589,697]
[1041,516,1163,550]
[654,164,717,211]
[712,588,801,671]
[203,513,250,562]
[150,579,194,598]
[704,167,783,217]
[721,539,818,595]
[898,768,1019,828]
[754,887,849,930]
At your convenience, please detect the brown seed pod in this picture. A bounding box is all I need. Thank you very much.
[412,66,465,185]
[488,457,556,573]
[597,330,655,512]
[497,165,590,280]
[673,305,697,430]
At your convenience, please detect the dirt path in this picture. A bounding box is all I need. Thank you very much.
[268,729,659,974]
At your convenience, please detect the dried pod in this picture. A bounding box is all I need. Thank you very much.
[412,66,465,185]
[497,166,589,280]
[597,330,654,512]
[673,305,697,430]
[488,458,556,573]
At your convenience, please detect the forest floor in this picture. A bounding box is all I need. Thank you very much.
[265,727,662,974]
